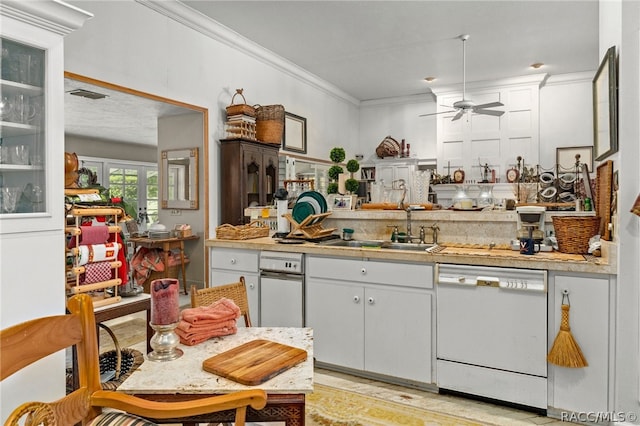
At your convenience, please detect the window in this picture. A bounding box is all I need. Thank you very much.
[78,156,158,222]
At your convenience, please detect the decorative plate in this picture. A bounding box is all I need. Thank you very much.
[506,168,519,183]
[453,169,465,184]
[292,201,315,224]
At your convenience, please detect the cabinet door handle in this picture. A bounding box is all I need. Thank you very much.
[361,268,366,275]
[230,258,236,264]
[353,295,360,303]
[249,283,255,289]
[368,297,375,305]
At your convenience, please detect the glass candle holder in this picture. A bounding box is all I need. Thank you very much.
[148,278,183,361]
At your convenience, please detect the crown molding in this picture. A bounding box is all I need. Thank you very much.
[543,71,594,86]
[0,0,92,36]
[136,0,360,106]
[431,73,549,97]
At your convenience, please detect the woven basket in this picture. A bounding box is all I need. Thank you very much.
[255,104,284,144]
[552,216,601,254]
[375,136,400,158]
[226,89,256,117]
[216,220,270,240]
[97,323,144,390]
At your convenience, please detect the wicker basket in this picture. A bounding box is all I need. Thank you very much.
[98,323,144,391]
[216,220,270,240]
[552,216,601,254]
[255,104,284,144]
[375,136,400,158]
[226,89,256,117]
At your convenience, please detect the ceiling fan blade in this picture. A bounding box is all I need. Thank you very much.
[474,101,503,109]
[474,109,505,117]
[419,110,456,117]
[451,110,465,121]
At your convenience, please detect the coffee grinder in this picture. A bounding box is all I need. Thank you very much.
[512,206,552,251]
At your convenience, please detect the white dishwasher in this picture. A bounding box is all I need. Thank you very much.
[436,263,548,410]
[259,251,304,327]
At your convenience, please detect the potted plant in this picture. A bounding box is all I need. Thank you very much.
[327,147,345,194]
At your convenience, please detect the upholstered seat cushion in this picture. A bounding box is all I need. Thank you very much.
[88,411,157,426]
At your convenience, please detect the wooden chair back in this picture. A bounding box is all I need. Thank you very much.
[1,294,265,425]
[191,276,252,327]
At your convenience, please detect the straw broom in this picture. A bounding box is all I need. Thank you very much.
[547,291,588,368]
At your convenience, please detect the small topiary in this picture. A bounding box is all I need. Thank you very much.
[345,178,360,194]
[329,147,346,164]
[328,165,344,181]
[346,159,360,174]
[327,182,339,194]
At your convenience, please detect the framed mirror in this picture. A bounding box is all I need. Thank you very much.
[161,148,199,209]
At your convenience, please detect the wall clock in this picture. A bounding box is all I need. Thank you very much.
[453,169,465,184]
[506,168,519,183]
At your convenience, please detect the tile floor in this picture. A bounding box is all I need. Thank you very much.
[101,292,575,426]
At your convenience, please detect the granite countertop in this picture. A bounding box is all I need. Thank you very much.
[118,327,314,395]
[206,236,616,275]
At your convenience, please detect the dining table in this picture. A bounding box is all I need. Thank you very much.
[117,327,314,426]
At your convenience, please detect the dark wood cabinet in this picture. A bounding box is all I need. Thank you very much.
[220,138,279,225]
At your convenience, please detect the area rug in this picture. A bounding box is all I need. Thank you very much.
[99,318,148,352]
[306,384,488,426]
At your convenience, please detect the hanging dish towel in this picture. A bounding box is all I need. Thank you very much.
[83,261,113,284]
[77,242,120,266]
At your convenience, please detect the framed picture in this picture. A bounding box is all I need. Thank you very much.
[556,146,593,172]
[283,112,307,154]
[332,194,356,210]
[593,45,618,161]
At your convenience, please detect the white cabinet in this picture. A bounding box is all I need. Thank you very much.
[375,158,418,204]
[209,247,259,325]
[0,1,91,422]
[306,255,433,384]
[548,272,612,415]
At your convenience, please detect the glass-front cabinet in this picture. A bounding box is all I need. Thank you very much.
[1,38,46,217]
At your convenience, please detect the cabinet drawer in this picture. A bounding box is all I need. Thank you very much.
[307,256,432,289]
[210,248,259,273]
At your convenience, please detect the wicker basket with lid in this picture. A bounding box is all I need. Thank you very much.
[255,104,285,145]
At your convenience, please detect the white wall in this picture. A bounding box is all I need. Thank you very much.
[358,94,437,164]
[605,0,640,421]
[358,73,594,177]
[539,74,594,170]
[64,0,361,233]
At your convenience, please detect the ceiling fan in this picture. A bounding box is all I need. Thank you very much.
[420,34,505,121]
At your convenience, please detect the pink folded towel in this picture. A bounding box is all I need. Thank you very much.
[177,319,237,334]
[180,298,241,324]
[176,324,237,346]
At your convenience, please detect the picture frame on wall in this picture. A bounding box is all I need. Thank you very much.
[593,45,618,161]
[556,146,593,172]
[283,112,307,154]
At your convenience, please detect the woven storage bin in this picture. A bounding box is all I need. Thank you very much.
[552,216,601,254]
[226,89,255,117]
[216,220,269,240]
[98,323,144,391]
[255,104,284,144]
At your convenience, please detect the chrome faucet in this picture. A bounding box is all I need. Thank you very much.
[429,223,440,244]
[405,207,413,242]
[405,208,425,244]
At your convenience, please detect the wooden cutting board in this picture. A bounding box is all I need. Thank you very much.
[202,339,307,385]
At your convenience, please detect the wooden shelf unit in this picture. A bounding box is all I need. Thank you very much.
[66,206,124,308]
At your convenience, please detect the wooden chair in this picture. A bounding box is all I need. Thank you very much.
[0,293,266,426]
[191,276,252,327]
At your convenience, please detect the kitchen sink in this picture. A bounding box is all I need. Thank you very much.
[319,239,437,251]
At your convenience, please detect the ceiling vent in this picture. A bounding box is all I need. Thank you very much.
[68,89,108,100]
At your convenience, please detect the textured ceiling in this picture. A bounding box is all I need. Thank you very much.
[183,0,600,100]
